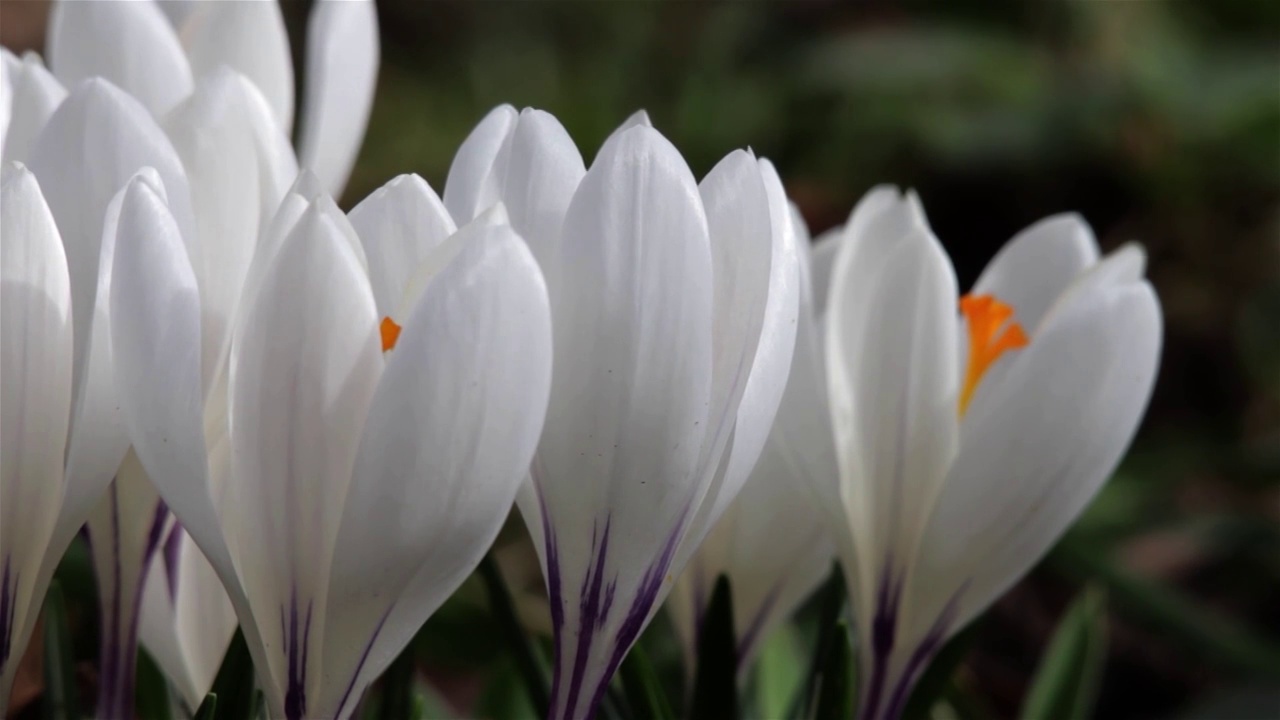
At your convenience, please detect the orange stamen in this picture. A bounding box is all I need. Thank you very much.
[958,294,1029,416]
[380,316,402,352]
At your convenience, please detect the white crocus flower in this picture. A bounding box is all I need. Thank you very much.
[0,50,66,165]
[443,107,800,720]
[45,0,377,199]
[0,164,74,712]
[668,204,833,677]
[815,188,1162,720]
[109,153,554,720]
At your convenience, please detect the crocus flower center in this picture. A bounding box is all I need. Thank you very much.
[380,316,402,352]
[958,293,1029,416]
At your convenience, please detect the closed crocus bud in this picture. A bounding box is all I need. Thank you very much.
[111,165,554,719]
[815,188,1162,720]
[44,0,377,200]
[0,48,66,165]
[443,108,801,720]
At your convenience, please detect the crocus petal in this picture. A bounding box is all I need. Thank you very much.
[825,195,960,665]
[139,525,237,712]
[319,225,553,718]
[47,0,193,116]
[670,152,798,579]
[163,68,298,393]
[107,174,278,708]
[227,202,383,716]
[970,213,1100,335]
[919,250,1162,634]
[296,0,379,199]
[176,0,295,131]
[348,173,456,319]
[0,51,66,165]
[28,78,196,408]
[0,163,72,697]
[498,108,586,290]
[84,454,169,720]
[523,124,714,720]
[443,104,518,224]
[594,109,654,164]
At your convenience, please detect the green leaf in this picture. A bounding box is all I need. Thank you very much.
[374,645,416,720]
[811,620,854,720]
[41,581,79,720]
[619,643,676,720]
[753,624,805,719]
[790,564,847,720]
[477,552,550,717]
[208,630,257,720]
[135,648,175,720]
[193,693,218,720]
[1020,585,1109,720]
[901,618,983,720]
[475,656,537,720]
[690,575,739,720]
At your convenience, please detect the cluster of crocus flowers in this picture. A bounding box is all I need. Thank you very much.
[1,2,1166,719]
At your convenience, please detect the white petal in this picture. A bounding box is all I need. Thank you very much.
[28,78,196,410]
[671,153,798,576]
[391,203,511,320]
[348,173,456,319]
[971,213,1100,334]
[176,0,295,131]
[296,0,379,200]
[825,197,960,627]
[47,0,193,116]
[140,525,237,711]
[107,175,276,705]
[499,108,586,291]
[594,109,655,164]
[526,125,714,720]
[443,104,518,224]
[917,272,1161,637]
[1,52,66,165]
[0,163,72,684]
[319,225,553,718]
[164,68,299,393]
[84,454,168,718]
[227,201,382,713]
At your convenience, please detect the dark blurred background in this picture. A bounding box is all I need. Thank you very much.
[4,0,1278,717]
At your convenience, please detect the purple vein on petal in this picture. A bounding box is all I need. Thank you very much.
[880,583,968,720]
[162,521,183,604]
[860,564,905,720]
[536,479,567,719]
[332,605,394,719]
[0,554,17,676]
[282,590,314,720]
[562,514,613,719]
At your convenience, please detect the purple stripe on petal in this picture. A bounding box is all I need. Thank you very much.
[562,515,613,718]
[0,555,17,676]
[331,605,395,719]
[860,565,905,720]
[283,591,314,720]
[162,521,183,604]
[880,585,967,720]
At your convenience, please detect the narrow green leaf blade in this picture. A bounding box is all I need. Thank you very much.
[1020,585,1108,720]
[812,620,854,720]
[901,618,983,720]
[790,563,846,720]
[619,643,676,720]
[41,581,79,720]
[135,648,175,720]
[208,629,256,720]
[691,575,739,720]
[193,693,218,720]
[478,553,550,717]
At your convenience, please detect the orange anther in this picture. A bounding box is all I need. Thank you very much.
[380,316,402,353]
[958,294,1029,416]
